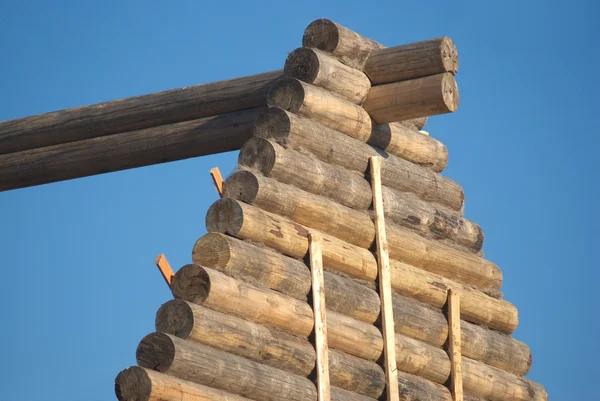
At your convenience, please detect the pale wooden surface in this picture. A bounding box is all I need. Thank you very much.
[210,167,224,197]
[448,289,464,401]
[285,47,371,104]
[364,73,460,123]
[370,156,400,401]
[308,233,331,401]
[365,37,459,84]
[154,254,175,287]
[0,70,282,155]
[302,19,385,70]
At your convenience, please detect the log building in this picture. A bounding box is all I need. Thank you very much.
[0,18,547,401]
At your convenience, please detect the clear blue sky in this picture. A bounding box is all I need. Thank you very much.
[0,1,597,400]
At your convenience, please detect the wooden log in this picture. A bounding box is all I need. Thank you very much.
[192,233,380,324]
[220,176,499,290]
[168,267,547,401]
[268,78,373,142]
[0,70,282,155]
[192,233,529,375]
[0,108,262,192]
[364,37,459,84]
[157,300,386,398]
[363,73,460,123]
[448,290,464,401]
[406,117,428,130]
[115,366,252,401]
[205,200,517,333]
[285,47,371,104]
[241,135,464,213]
[302,19,385,70]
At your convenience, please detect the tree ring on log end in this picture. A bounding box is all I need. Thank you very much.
[136,333,175,372]
[171,264,212,304]
[442,73,460,112]
[206,198,245,236]
[441,36,459,75]
[238,138,277,175]
[302,19,340,53]
[156,299,194,339]
[267,78,306,113]
[284,48,320,84]
[115,366,152,401]
[222,170,259,204]
[192,233,233,270]
[253,107,293,142]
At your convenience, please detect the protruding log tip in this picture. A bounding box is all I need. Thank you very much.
[267,77,306,113]
[302,19,340,53]
[442,73,460,112]
[253,107,293,141]
[238,137,277,175]
[156,299,195,339]
[206,198,245,236]
[115,366,152,401]
[136,332,176,372]
[441,36,459,75]
[192,233,233,269]
[171,264,212,304]
[284,48,320,84]
[223,170,260,204]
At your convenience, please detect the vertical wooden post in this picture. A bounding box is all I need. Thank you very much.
[308,232,330,401]
[369,156,400,401]
[210,167,224,197]
[448,289,464,401]
[154,254,175,287]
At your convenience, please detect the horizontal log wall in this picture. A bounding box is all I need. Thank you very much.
[0,70,282,155]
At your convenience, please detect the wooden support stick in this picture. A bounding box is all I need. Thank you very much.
[154,254,175,287]
[309,233,331,401]
[448,289,464,401]
[210,167,224,197]
[369,156,399,401]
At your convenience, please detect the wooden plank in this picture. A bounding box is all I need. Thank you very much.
[155,253,175,287]
[448,289,464,401]
[308,232,331,401]
[369,156,399,401]
[210,167,224,197]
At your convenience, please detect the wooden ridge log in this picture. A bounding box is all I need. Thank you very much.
[115,366,252,401]
[137,333,376,401]
[0,108,262,192]
[225,168,482,254]
[364,37,459,84]
[255,108,444,175]
[194,232,528,376]
[268,77,373,141]
[302,19,385,70]
[220,177,499,290]
[193,233,380,323]
[285,47,371,104]
[364,73,460,123]
[204,200,516,332]
[157,300,385,398]
[0,70,282,155]
[169,267,547,401]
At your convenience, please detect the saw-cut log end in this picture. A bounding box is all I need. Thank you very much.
[136,332,176,372]
[441,36,459,75]
[115,366,152,401]
[206,198,245,236]
[442,73,460,112]
[285,48,320,84]
[192,233,233,270]
[171,264,212,304]
[302,19,340,53]
[222,170,260,204]
[267,78,306,113]
[238,137,277,175]
[156,299,195,339]
[253,107,293,141]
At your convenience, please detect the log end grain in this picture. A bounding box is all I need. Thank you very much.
[284,48,320,84]
[267,78,306,113]
[302,19,340,53]
[238,137,276,174]
[222,170,260,204]
[115,366,152,401]
[441,36,459,75]
[206,198,245,236]
[156,299,195,339]
[442,72,460,112]
[136,332,175,372]
[253,107,293,143]
[171,264,212,304]
[192,232,233,270]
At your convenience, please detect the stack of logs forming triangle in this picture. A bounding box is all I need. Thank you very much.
[0,18,547,401]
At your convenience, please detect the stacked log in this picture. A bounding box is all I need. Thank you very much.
[111,17,547,401]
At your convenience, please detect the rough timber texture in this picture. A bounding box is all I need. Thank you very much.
[364,73,460,123]
[302,19,385,70]
[268,78,373,141]
[156,300,386,398]
[240,136,464,213]
[364,37,459,84]
[285,47,371,103]
[0,70,282,155]
[0,108,262,191]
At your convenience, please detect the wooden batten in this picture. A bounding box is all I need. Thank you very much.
[448,290,464,401]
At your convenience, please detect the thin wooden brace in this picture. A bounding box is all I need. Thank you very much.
[448,289,464,401]
[210,167,224,197]
[308,232,331,401]
[154,253,175,287]
[369,156,400,401]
